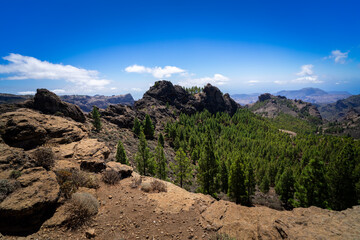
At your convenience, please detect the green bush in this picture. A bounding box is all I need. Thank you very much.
[9,170,21,179]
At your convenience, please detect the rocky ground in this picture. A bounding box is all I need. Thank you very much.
[1,85,360,239]
[2,175,360,240]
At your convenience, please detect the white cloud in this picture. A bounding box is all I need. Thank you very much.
[0,53,110,90]
[327,50,349,64]
[125,64,185,78]
[178,74,229,87]
[131,87,142,92]
[18,91,35,95]
[293,64,322,83]
[110,87,117,90]
[274,80,287,85]
[52,89,66,94]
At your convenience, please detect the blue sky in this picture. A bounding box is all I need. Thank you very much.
[0,0,359,99]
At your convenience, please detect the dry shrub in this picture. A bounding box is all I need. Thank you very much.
[55,169,100,198]
[150,179,167,193]
[0,179,20,202]
[130,175,142,188]
[102,170,120,185]
[65,192,99,229]
[33,147,55,170]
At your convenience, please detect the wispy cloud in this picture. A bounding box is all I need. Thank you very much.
[131,87,143,92]
[0,54,110,90]
[52,89,66,94]
[325,50,349,64]
[273,64,322,85]
[293,64,322,83]
[125,64,229,87]
[125,64,185,78]
[178,74,229,87]
[18,91,35,95]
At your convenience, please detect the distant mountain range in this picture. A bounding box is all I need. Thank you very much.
[0,93,134,112]
[317,94,360,121]
[231,88,352,105]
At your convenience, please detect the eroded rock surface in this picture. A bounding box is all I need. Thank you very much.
[0,167,60,235]
[0,109,87,150]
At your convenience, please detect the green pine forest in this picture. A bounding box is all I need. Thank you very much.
[118,102,360,211]
[161,109,360,211]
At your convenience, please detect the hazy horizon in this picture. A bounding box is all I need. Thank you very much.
[1,0,359,99]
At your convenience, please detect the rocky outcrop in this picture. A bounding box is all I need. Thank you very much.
[32,89,86,123]
[249,94,322,122]
[135,80,240,116]
[0,167,60,235]
[100,104,137,129]
[0,109,87,150]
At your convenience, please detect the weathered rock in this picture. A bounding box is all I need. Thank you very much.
[0,167,60,235]
[85,228,96,239]
[140,181,152,192]
[32,89,86,123]
[0,109,87,150]
[80,159,106,173]
[0,143,35,176]
[100,104,136,128]
[135,81,239,116]
[73,138,110,160]
[105,162,133,179]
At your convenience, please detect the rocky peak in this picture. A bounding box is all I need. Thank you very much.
[258,93,272,102]
[135,80,239,116]
[144,80,191,106]
[33,89,86,122]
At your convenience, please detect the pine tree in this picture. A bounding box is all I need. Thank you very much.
[115,140,128,165]
[275,167,295,207]
[132,117,141,136]
[143,114,155,139]
[220,160,228,193]
[245,162,256,205]
[228,157,247,204]
[327,142,357,210]
[158,133,165,148]
[294,158,328,208]
[135,128,155,176]
[171,147,192,188]
[198,137,218,196]
[260,174,270,193]
[155,144,167,180]
[91,106,101,132]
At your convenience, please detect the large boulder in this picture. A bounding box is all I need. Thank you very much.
[33,89,86,123]
[0,109,87,150]
[0,167,60,235]
[105,161,133,179]
[73,138,110,160]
